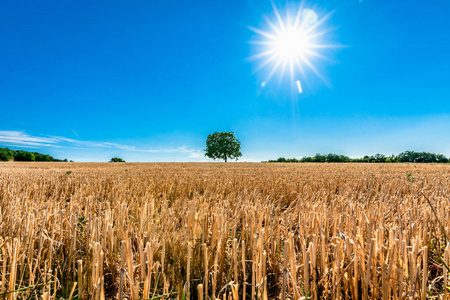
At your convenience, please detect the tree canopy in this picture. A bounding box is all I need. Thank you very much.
[110,157,126,162]
[205,132,242,162]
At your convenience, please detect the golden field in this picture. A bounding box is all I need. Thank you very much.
[0,162,449,299]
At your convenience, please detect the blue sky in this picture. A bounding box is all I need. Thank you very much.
[1,0,449,162]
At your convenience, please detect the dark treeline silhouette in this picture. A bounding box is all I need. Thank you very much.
[268,151,449,163]
[0,147,68,162]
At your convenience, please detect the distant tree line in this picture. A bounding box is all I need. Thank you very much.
[268,151,449,163]
[0,147,68,162]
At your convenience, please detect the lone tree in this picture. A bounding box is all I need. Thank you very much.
[205,131,242,162]
[110,157,125,162]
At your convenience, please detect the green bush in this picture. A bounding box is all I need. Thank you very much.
[110,157,125,162]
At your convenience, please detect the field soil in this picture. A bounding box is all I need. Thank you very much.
[0,162,449,299]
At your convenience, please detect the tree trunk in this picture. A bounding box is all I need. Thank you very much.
[224,156,227,163]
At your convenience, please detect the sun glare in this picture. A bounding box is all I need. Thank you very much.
[274,28,311,60]
[250,3,337,92]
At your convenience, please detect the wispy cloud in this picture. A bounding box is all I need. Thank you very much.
[0,131,59,148]
[0,130,204,158]
[187,149,206,159]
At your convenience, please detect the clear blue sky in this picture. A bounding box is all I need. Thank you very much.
[1,0,449,162]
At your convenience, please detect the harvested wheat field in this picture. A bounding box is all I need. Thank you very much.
[0,162,450,299]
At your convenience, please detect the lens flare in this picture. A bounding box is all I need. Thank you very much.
[249,3,338,91]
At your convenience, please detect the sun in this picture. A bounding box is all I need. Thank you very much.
[273,27,311,60]
[249,3,337,92]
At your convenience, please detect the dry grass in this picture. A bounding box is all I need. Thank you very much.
[0,162,449,299]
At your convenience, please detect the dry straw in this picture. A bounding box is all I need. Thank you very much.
[0,162,449,299]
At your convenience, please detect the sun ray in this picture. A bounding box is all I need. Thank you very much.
[265,58,284,82]
[294,56,307,78]
[264,17,283,37]
[293,3,303,29]
[300,55,330,86]
[247,49,277,60]
[272,3,287,32]
[248,26,277,40]
[307,43,340,49]
[280,59,289,81]
[289,59,295,83]
[251,53,281,74]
